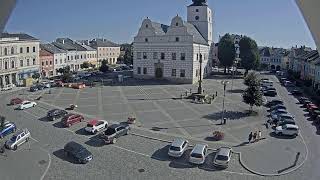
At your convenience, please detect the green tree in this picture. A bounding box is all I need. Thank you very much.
[239,36,260,75]
[99,60,109,73]
[218,34,236,73]
[121,43,133,65]
[58,66,72,82]
[80,61,90,69]
[242,73,263,112]
[244,72,259,86]
[32,73,40,80]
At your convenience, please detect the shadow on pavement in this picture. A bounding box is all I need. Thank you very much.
[52,121,66,128]
[151,145,170,161]
[232,142,249,147]
[38,116,50,122]
[168,149,195,169]
[227,89,244,94]
[53,149,80,164]
[75,128,90,136]
[85,134,104,147]
[203,110,252,121]
[269,132,296,139]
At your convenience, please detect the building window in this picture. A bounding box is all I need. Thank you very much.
[84,54,86,59]
[33,46,36,52]
[172,53,176,60]
[176,22,179,26]
[175,37,179,42]
[4,48,7,55]
[181,53,186,60]
[146,24,148,28]
[42,62,44,66]
[196,69,199,77]
[11,61,14,68]
[71,56,73,60]
[161,53,165,60]
[60,59,62,64]
[196,54,199,60]
[143,67,147,74]
[195,16,199,20]
[180,69,185,77]
[27,59,30,66]
[67,56,70,60]
[27,47,30,53]
[20,47,23,53]
[143,52,147,59]
[196,9,199,12]
[55,59,58,64]
[145,38,148,42]
[5,62,8,69]
[33,58,36,65]
[172,69,176,77]
[50,61,52,65]
[11,47,14,54]
[137,52,142,59]
[137,67,141,74]
[81,55,83,59]
[153,52,158,59]
[46,61,48,65]
[20,60,23,67]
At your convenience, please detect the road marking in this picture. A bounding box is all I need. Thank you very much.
[112,144,151,158]
[40,147,52,180]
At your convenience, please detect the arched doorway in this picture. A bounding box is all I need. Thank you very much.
[276,65,281,71]
[270,65,275,70]
[154,62,164,79]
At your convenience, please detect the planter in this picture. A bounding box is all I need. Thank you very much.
[212,131,224,141]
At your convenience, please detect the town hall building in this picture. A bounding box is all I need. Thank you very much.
[133,0,214,84]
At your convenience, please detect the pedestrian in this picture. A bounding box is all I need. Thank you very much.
[258,130,262,141]
[265,122,269,129]
[252,131,257,142]
[185,91,188,96]
[248,132,253,143]
[216,91,218,97]
[189,89,192,94]
[223,118,227,124]
[203,89,205,94]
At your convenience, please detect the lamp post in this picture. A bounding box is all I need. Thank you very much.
[221,80,229,124]
[231,58,240,91]
[197,45,203,94]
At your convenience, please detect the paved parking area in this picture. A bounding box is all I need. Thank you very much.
[0,75,318,180]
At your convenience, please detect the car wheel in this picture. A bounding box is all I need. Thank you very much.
[0,134,3,139]
[26,137,29,142]
[112,138,117,144]
[93,130,97,134]
[126,130,129,135]
[105,125,108,129]
[278,132,282,136]
[33,104,35,107]
[13,145,17,151]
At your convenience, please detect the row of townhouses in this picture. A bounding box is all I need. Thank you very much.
[259,47,290,71]
[0,33,121,87]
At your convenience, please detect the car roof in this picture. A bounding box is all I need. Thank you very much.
[192,144,207,153]
[171,138,187,147]
[109,124,123,129]
[22,100,30,103]
[65,141,84,150]
[217,147,232,156]
[284,124,299,129]
[88,119,99,125]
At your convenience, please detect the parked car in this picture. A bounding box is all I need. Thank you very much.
[264,90,277,97]
[168,138,189,158]
[261,80,273,88]
[47,109,68,121]
[36,84,45,90]
[307,104,318,113]
[64,141,93,164]
[10,97,23,105]
[284,81,294,87]
[265,87,276,91]
[18,101,37,110]
[291,89,303,96]
[280,78,287,84]
[100,124,130,144]
[272,113,294,123]
[271,109,288,120]
[303,100,312,108]
[275,124,299,136]
[277,119,296,126]
[61,114,84,127]
[265,100,283,107]
[276,71,284,76]
[189,144,208,165]
[5,129,30,150]
[298,97,309,104]
[84,119,108,134]
[270,104,287,112]
[0,122,16,138]
[213,147,232,168]
[41,82,51,88]
[1,84,15,91]
[29,86,39,92]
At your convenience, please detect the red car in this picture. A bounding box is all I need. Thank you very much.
[61,114,84,127]
[307,104,318,112]
[10,98,23,105]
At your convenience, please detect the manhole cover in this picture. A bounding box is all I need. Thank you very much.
[138,169,145,173]
[38,160,47,165]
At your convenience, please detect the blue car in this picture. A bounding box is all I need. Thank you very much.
[0,122,17,138]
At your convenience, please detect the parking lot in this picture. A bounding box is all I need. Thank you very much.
[0,73,320,180]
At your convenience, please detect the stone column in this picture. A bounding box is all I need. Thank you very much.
[9,73,12,85]
[0,75,3,87]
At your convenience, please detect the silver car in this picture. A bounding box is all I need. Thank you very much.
[213,147,232,168]
[5,129,31,150]
[168,138,189,157]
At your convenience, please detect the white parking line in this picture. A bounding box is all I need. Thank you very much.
[112,144,151,158]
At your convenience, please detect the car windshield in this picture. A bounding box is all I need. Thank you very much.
[169,146,181,151]
[10,135,17,141]
[190,153,202,158]
[87,124,94,127]
[216,155,228,161]
[104,128,116,135]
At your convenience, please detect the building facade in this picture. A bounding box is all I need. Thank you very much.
[39,49,54,78]
[133,0,213,84]
[0,33,40,87]
[41,43,67,76]
[88,39,120,66]
[260,47,289,71]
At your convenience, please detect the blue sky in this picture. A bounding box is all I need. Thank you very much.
[4,0,316,49]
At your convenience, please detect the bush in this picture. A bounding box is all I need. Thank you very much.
[212,131,224,141]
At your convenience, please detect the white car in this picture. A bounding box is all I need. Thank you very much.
[189,144,208,165]
[5,129,31,150]
[1,84,15,91]
[275,124,299,136]
[18,101,37,110]
[168,138,189,158]
[213,147,232,168]
[85,119,108,134]
[271,109,288,120]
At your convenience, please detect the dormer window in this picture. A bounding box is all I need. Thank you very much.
[146,24,149,28]
[176,22,179,26]
[145,38,149,42]
[195,16,199,20]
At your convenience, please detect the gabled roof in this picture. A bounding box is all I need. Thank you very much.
[150,21,169,35]
[90,39,120,48]
[54,38,87,51]
[41,43,66,54]
[0,33,38,41]
[184,22,208,45]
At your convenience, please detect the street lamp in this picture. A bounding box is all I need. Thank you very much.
[197,45,203,94]
[221,80,229,124]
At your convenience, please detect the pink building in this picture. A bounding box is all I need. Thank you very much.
[39,49,54,78]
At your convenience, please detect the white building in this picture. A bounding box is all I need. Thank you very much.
[41,43,67,76]
[133,0,213,84]
[87,39,120,66]
[259,47,289,71]
[0,33,40,87]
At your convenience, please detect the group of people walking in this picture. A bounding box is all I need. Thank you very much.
[248,130,262,143]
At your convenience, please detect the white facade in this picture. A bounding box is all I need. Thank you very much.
[133,1,213,84]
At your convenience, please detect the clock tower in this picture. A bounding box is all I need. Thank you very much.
[187,0,213,45]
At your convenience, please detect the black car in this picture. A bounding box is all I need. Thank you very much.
[270,104,287,112]
[64,141,93,164]
[36,84,45,90]
[265,87,276,91]
[47,109,68,121]
[264,90,277,97]
[265,100,283,107]
[30,86,38,92]
[291,90,303,96]
[298,97,308,104]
